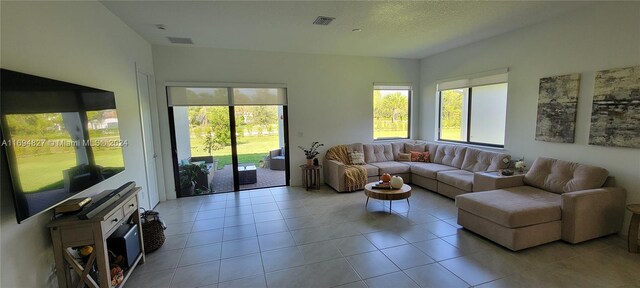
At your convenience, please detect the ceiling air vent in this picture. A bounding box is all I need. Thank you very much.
[313,16,335,26]
[167,37,194,45]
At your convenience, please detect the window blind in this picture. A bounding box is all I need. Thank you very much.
[374,83,412,90]
[437,68,508,91]
[167,83,287,106]
[167,87,229,106]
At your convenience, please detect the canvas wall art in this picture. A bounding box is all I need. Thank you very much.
[535,73,581,143]
[589,65,640,148]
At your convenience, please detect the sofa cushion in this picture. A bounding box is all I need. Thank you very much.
[410,163,457,179]
[362,164,379,176]
[347,143,364,153]
[391,142,405,160]
[369,161,411,175]
[433,145,467,168]
[437,170,474,192]
[461,148,511,172]
[363,143,394,163]
[397,153,411,162]
[456,186,561,228]
[426,143,438,162]
[523,157,609,194]
[404,142,426,153]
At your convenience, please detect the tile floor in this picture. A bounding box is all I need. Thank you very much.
[127,185,640,288]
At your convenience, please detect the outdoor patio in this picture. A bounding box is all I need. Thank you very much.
[210,164,286,192]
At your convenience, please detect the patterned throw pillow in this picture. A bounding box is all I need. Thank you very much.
[349,151,366,165]
[410,151,430,162]
[397,153,411,162]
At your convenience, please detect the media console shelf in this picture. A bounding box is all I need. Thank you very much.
[49,187,145,288]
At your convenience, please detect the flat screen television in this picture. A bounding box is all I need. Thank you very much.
[1,69,125,223]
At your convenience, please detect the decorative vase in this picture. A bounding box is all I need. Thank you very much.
[390,176,404,189]
[306,158,313,166]
[380,173,391,183]
[313,158,319,166]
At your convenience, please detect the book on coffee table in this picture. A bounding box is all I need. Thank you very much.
[372,182,392,189]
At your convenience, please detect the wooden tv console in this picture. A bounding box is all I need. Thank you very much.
[48,187,145,288]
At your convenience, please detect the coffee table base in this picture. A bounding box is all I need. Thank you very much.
[365,197,410,214]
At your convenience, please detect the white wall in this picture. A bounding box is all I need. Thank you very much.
[152,46,420,199]
[0,1,154,287]
[419,2,640,231]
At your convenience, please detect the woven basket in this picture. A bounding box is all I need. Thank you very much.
[141,220,165,252]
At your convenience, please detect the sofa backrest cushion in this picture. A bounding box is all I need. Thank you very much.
[433,144,466,168]
[461,148,511,172]
[523,157,609,194]
[426,143,438,162]
[347,143,364,153]
[404,143,426,153]
[391,142,405,160]
[363,143,394,163]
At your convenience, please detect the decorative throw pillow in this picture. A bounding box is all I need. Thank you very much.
[397,153,411,162]
[349,151,366,165]
[410,151,430,162]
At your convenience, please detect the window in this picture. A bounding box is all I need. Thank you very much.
[438,72,508,147]
[373,84,411,140]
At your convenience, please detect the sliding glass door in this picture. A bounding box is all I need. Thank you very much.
[167,85,289,197]
[234,105,286,190]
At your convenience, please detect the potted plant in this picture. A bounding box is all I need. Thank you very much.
[298,141,324,166]
[179,163,208,196]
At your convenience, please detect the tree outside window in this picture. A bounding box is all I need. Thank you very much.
[373,87,410,140]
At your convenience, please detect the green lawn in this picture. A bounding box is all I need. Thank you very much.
[374,130,409,139]
[189,135,280,169]
[15,148,124,192]
[440,128,463,141]
[373,128,462,141]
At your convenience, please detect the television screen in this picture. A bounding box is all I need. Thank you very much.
[1,69,125,223]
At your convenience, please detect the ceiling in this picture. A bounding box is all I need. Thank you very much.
[101,1,589,59]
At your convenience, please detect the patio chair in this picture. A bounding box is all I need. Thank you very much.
[269,148,286,170]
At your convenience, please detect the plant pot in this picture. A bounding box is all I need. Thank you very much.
[306,158,313,166]
[181,184,195,196]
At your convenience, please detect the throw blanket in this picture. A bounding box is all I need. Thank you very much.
[325,145,367,191]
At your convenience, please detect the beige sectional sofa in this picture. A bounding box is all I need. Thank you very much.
[323,141,511,197]
[456,157,627,251]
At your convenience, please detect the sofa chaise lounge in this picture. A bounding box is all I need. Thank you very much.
[455,157,627,251]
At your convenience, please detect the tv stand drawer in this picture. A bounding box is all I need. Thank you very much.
[123,197,138,217]
[102,208,124,234]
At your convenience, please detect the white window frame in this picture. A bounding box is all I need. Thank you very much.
[373,83,412,140]
[437,70,508,147]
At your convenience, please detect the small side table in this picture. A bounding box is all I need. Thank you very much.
[627,204,640,253]
[300,165,321,191]
[473,171,525,192]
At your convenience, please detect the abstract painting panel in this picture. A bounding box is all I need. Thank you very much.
[589,65,640,148]
[535,73,581,143]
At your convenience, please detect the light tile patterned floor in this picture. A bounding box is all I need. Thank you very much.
[128,185,640,288]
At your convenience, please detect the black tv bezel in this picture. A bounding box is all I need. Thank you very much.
[0,68,126,223]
